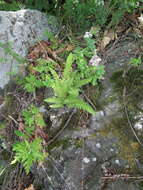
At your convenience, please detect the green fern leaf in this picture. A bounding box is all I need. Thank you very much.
[63,53,75,79]
[65,96,96,114]
[44,97,64,108]
[49,67,59,81]
[75,78,91,88]
[50,104,63,108]
[44,97,62,104]
[12,138,45,174]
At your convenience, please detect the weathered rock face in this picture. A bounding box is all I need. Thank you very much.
[0,9,58,89]
[31,36,143,190]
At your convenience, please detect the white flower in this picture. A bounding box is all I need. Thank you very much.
[134,122,143,131]
[89,54,102,66]
[84,32,93,39]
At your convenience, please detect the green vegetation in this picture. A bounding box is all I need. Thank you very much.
[0,0,23,11]
[12,105,46,174]
[20,35,104,114]
[44,53,96,114]
[1,0,142,30]
[129,57,142,67]
[12,138,45,174]
[0,0,143,178]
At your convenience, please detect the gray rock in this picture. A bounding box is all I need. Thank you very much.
[0,9,58,89]
[85,137,118,160]
[100,38,139,105]
[103,100,121,116]
[105,180,139,190]
[48,108,73,134]
[89,111,106,130]
[137,101,143,111]
[60,128,95,139]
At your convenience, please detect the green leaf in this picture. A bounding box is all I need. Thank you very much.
[49,67,59,81]
[63,53,75,79]
[75,78,91,87]
[65,96,96,115]
[15,130,26,138]
[44,97,62,104]
[12,138,45,174]
[50,104,63,108]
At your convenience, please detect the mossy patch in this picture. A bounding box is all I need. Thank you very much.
[99,117,143,171]
[84,84,103,111]
[97,67,143,171]
[110,67,143,110]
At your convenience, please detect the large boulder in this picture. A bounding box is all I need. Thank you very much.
[0,9,58,89]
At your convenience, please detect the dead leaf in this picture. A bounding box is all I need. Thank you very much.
[35,126,49,142]
[27,40,64,64]
[65,44,75,51]
[24,184,35,190]
[133,28,143,36]
[100,29,117,51]
[115,25,126,34]
[90,26,101,36]
[124,12,139,24]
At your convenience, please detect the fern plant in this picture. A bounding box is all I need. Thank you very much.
[44,53,96,114]
[20,58,57,92]
[12,138,46,174]
[20,36,105,114]
[12,105,46,174]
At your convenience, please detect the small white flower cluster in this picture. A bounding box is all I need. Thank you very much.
[84,32,93,39]
[134,123,143,131]
[89,54,102,67]
[134,112,143,131]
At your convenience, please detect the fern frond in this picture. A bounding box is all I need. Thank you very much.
[12,138,45,174]
[53,78,74,98]
[53,80,68,97]
[44,97,62,104]
[75,78,91,88]
[68,88,79,97]
[49,67,59,81]
[65,96,96,114]
[50,104,63,108]
[63,53,75,79]
[44,97,64,108]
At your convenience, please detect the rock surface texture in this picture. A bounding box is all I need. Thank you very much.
[31,36,143,190]
[0,9,58,89]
